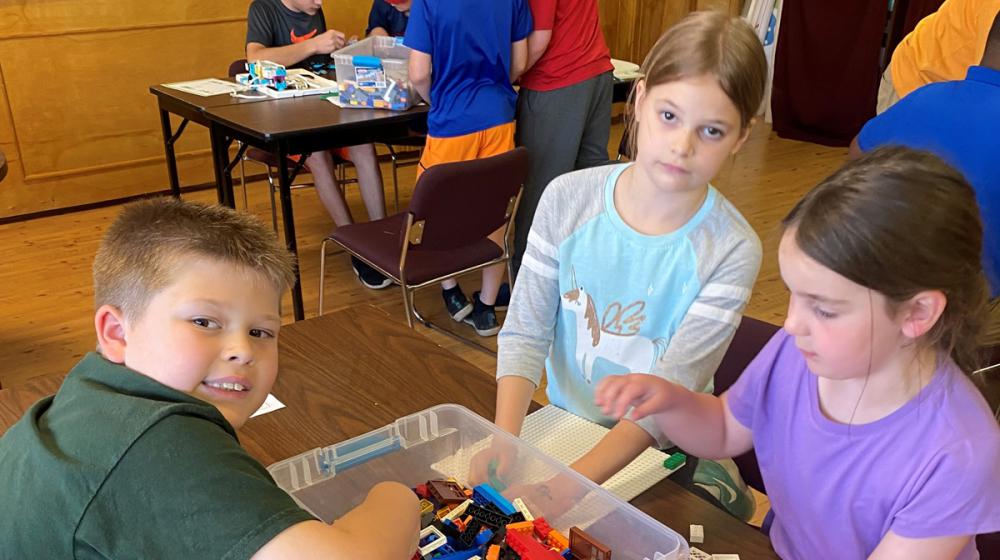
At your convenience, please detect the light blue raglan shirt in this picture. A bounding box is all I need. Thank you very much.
[497,163,762,447]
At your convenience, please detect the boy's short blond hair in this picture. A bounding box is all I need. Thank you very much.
[93,198,296,322]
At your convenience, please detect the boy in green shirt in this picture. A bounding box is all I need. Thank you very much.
[0,198,418,559]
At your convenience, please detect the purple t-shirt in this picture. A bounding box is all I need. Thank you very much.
[727,330,1000,560]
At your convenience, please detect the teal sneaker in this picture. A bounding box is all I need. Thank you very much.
[693,458,757,522]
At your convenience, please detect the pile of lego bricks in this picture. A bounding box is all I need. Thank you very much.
[338,79,411,110]
[413,480,611,560]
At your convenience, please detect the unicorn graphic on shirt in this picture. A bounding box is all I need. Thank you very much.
[561,270,669,384]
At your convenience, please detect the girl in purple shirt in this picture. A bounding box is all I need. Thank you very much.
[596,147,1000,560]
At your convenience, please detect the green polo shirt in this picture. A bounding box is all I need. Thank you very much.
[0,353,314,559]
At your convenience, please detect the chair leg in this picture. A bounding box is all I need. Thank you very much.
[388,145,401,213]
[401,283,414,329]
[410,291,497,356]
[237,144,249,210]
[266,167,279,235]
[318,238,330,315]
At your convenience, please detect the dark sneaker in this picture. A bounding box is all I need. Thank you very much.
[473,282,511,311]
[350,256,392,290]
[442,286,473,322]
[463,296,501,337]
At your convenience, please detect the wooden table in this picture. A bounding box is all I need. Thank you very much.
[0,305,776,558]
[148,85,259,203]
[0,148,7,182]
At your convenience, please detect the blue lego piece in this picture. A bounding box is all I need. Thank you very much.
[474,528,494,547]
[472,484,517,516]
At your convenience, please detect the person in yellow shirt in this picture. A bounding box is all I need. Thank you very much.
[878,0,1000,113]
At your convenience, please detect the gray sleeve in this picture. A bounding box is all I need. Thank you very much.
[496,178,566,386]
[635,217,763,448]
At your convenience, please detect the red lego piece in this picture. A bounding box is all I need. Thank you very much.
[415,484,429,499]
[506,530,563,560]
[532,517,552,540]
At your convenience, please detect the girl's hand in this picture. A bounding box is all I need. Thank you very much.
[595,374,676,420]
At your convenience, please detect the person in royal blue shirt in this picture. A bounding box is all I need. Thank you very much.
[851,11,1000,303]
[403,0,532,336]
[367,0,410,37]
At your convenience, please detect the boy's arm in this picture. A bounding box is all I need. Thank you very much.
[366,1,388,37]
[253,481,419,560]
[511,38,528,82]
[408,50,432,102]
[246,30,345,68]
[524,29,551,72]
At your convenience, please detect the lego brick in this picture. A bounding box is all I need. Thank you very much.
[429,479,469,505]
[466,503,513,529]
[418,525,447,557]
[473,483,517,515]
[512,497,535,521]
[568,526,612,560]
[506,530,564,560]
[663,453,687,471]
[690,524,704,544]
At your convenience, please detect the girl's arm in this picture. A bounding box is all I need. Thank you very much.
[569,420,654,484]
[494,375,536,435]
[867,532,971,560]
[596,374,753,460]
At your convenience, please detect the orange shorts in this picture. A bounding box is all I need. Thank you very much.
[416,121,516,181]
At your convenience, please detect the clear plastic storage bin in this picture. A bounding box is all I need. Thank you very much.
[332,36,417,110]
[268,404,688,560]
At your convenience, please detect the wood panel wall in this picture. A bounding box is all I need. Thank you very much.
[0,0,739,220]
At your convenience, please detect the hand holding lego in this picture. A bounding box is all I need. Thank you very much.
[311,29,347,55]
[468,436,518,488]
[595,373,677,421]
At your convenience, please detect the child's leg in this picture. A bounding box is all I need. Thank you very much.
[476,122,517,305]
[574,71,614,170]
[478,228,507,306]
[346,143,386,221]
[513,83,597,281]
[307,150,353,226]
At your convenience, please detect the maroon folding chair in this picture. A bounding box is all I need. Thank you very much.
[318,147,529,353]
[712,315,782,494]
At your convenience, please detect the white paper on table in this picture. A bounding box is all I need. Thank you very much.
[251,394,286,418]
[611,58,642,81]
[162,78,245,97]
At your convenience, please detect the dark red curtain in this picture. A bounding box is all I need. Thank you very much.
[771,1,889,146]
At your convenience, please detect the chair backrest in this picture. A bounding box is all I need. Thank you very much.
[713,315,781,494]
[228,59,248,78]
[713,316,782,395]
[406,147,529,251]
